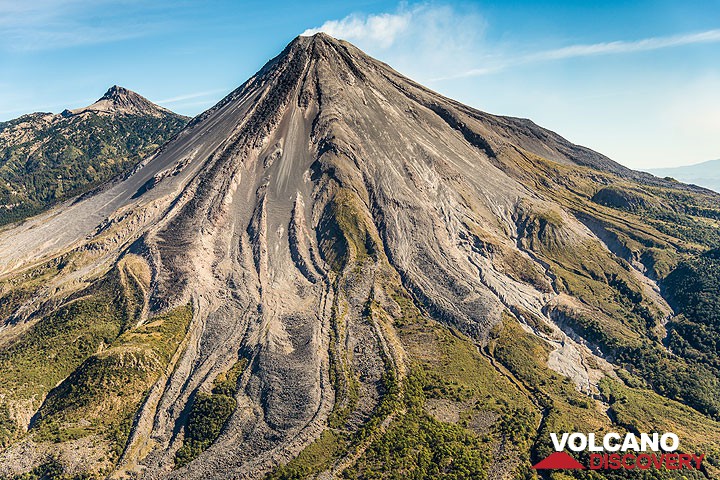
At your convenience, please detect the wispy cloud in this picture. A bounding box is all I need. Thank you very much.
[2,27,147,52]
[0,0,172,51]
[444,29,720,80]
[530,29,720,61]
[156,89,228,105]
[168,99,219,110]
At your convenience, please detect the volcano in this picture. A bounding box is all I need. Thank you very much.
[0,33,719,479]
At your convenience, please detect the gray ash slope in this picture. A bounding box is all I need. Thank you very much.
[0,33,719,479]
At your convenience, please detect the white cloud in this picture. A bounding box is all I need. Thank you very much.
[156,89,228,105]
[300,4,487,83]
[302,11,412,49]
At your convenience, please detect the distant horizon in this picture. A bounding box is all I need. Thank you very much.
[645,157,720,173]
[1,1,718,169]
[644,157,720,193]
[648,157,720,169]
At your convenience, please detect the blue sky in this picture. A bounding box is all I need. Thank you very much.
[1,0,718,169]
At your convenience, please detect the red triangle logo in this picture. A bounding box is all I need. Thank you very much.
[532,451,586,470]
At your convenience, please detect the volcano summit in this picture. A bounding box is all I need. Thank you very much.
[0,34,718,479]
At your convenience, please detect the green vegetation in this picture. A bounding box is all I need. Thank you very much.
[267,284,365,479]
[0,111,187,225]
[487,315,712,480]
[0,251,191,476]
[0,267,136,442]
[174,393,236,467]
[269,264,541,480]
[642,188,720,248]
[512,179,720,419]
[268,285,387,479]
[33,304,192,458]
[267,430,345,480]
[664,248,720,377]
[552,301,720,420]
[347,343,519,478]
[644,209,720,246]
[6,149,719,478]
[498,148,720,478]
[317,188,378,271]
[393,292,535,418]
[599,377,720,479]
[10,457,95,480]
[175,358,247,467]
[488,315,610,462]
[591,186,658,212]
[343,372,492,480]
[0,403,15,448]
[211,358,248,397]
[341,286,535,479]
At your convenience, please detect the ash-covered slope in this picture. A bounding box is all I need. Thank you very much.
[0,34,719,480]
[0,86,188,225]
